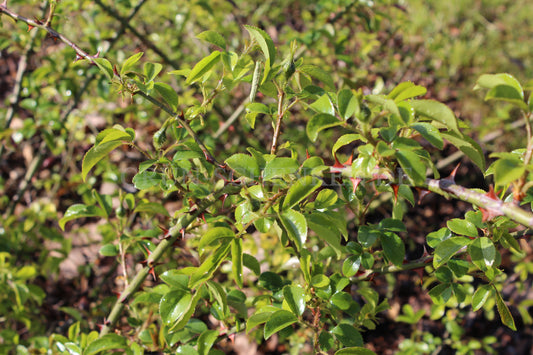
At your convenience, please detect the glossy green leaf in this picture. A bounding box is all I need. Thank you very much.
[120,52,143,76]
[143,62,163,83]
[434,237,473,268]
[197,329,218,355]
[160,271,189,290]
[84,334,127,355]
[311,274,330,288]
[244,25,275,84]
[342,254,362,277]
[231,238,244,288]
[170,289,202,331]
[380,232,405,267]
[335,347,377,355]
[411,122,443,149]
[428,283,452,305]
[358,226,379,248]
[92,57,114,80]
[395,149,426,185]
[81,129,132,181]
[186,51,221,84]
[472,284,492,311]
[132,171,163,190]
[485,85,528,110]
[475,73,522,92]
[160,290,191,326]
[468,237,496,271]
[283,175,322,209]
[379,218,406,232]
[279,209,307,251]
[332,133,363,156]
[319,332,335,352]
[264,310,297,340]
[388,81,427,102]
[330,292,353,311]
[440,131,485,171]
[338,89,360,119]
[263,157,299,180]
[331,324,363,347]
[310,94,335,115]
[491,156,525,186]
[283,285,306,316]
[314,189,338,210]
[307,113,342,142]
[154,82,179,110]
[246,311,275,333]
[494,287,516,330]
[198,227,235,250]
[307,213,342,257]
[298,64,335,90]
[133,201,169,217]
[99,243,118,257]
[225,153,260,179]
[59,204,106,230]
[189,243,231,289]
[176,345,199,355]
[243,253,261,276]
[446,218,478,237]
[410,99,460,134]
[196,30,226,49]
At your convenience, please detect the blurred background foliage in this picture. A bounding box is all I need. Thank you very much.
[1,0,533,353]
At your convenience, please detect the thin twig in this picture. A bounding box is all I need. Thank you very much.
[270,90,285,154]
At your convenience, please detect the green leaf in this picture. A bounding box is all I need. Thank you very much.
[335,347,377,355]
[342,255,362,277]
[198,227,235,250]
[99,243,118,257]
[225,153,260,179]
[379,218,406,232]
[143,62,163,83]
[307,113,342,142]
[338,89,360,120]
[283,176,322,209]
[410,99,460,135]
[491,156,525,186]
[160,271,189,290]
[243,253,261,276]
[92,57,114,80]
[246,311,275,333]
[59,204,106,230]
[84,334,127,355]
[133,201,170,217]
[298,64,335,90]
[411,122,443,149]
[264,310,297,340]
[244,25,275,85]
[312,274,330,288]
[494,287,516,330]
[279,209,307,251]
[160,290,191,326]
[332,134,363,156]
[258,272,284,291]
[395,149,426,185]
[485,85,528,110]
[380,232,405,267]
[154,82,179,110]
[388,81,427,102]
[331,324,363,347]
[283,285,306,316]
[307,213,342,257]
[170,289,202,331]
[186,51,221,84]
[314,189,338,210]
[120,52,143,76]
[81,129,133,181]
[358,226,379,248]
[132,171,163,190]
[231,238,244,288]
[196,30,226,49]
[440,131,485,171]
[468,237,496,271]
[446,218,478,237]
[190,243,231,289]
[263,157,299,180]
[428,283,453,305]
[472,284,492,311]
[330,292,353,310]
[197,329,218,355]
[310,94,335,115]
[434,237,473,268]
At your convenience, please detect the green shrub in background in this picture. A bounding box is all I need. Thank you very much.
[1,1,533,354]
